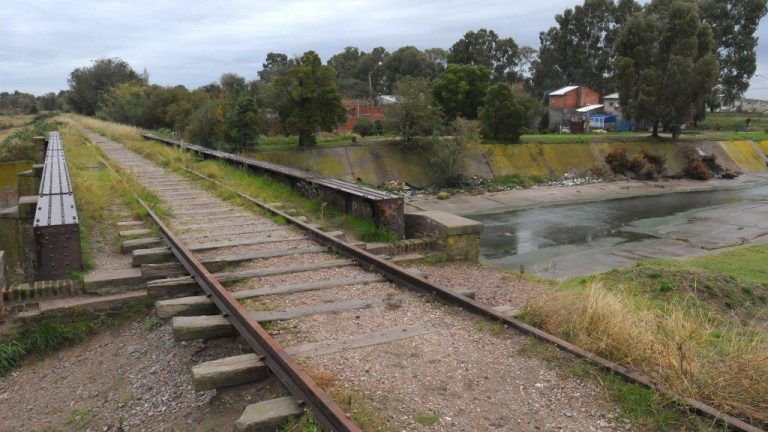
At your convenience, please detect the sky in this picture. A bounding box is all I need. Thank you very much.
[1,0,768,99]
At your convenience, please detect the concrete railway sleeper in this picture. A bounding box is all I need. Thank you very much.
[88,129,764,432]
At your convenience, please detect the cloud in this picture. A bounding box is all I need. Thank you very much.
[1,0,766,100]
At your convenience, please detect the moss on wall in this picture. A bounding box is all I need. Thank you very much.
[245,140,768,186]
[717,141,768,173]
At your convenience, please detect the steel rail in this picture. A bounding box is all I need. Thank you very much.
[133,195,361,432]
[96,154,355,431]
[181,166,765,432]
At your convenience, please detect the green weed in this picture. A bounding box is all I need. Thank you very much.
[413,412,441,426]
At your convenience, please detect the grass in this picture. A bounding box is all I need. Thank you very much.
[300,367,388,432]
[65,114,396,243]
[59,120,168,270]
[279,414,323,432]
[695,112,768,133]
[64,407,95,429]
[412,412,441,426]
[0,299,152,377]
[518,244,768,427]
[258,133,392,149]
[489,174,547,189]
[519,338,723,431]
[472,317,507,337]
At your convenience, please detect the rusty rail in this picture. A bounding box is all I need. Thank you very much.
[133,196,360,432]
[97,148,360,431]
[182,167,765,432]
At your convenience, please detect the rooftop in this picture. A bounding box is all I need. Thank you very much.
[548,85,579,96]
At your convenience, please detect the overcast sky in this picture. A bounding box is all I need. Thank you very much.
[2,0,768,99]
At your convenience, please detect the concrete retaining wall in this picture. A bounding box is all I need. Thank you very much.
[248,140,768,187]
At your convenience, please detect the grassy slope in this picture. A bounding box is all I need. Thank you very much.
[520,245,768,429]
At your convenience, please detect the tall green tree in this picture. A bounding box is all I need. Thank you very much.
[479,83,524,142]
[616,0,719,137]
[533,0,641,97]
[383,46,433,92]
[448,29,521,82]
[699,0,768,106]
[431,64,490,120]
[258,52,293,83]
[68,57,141,115]
[226,92,261,151]
[383,77,441,145]
[273,51,346,147]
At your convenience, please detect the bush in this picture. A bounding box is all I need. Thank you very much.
[606,149,665,180]
[681,145,712,180]
[605,149,630,173]
[353,118,374,137]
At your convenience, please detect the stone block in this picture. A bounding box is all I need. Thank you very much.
[235,397,302,432]
[17,196,38,219]
[405,211,483,261]
[192,354,269,391]
[17,170,41,196]
[83,268,144,294]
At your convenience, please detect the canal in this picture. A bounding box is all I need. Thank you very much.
[474,185,768,279]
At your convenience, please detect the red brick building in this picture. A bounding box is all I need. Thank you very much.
[547,85,600,131]
[338,98,384,134]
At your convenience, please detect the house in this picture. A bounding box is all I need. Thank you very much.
[602,93,621,118]
[337,98,385,134]
[547,85,600,131]
[739,98,768,114]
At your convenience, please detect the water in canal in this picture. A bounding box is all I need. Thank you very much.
[473,185,768,278]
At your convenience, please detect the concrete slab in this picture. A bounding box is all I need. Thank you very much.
[234,397,302,432]
[83,268,144,294]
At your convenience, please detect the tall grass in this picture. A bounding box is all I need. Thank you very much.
[521,283,768,424]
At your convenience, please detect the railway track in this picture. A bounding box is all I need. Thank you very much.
[86,129,762,432]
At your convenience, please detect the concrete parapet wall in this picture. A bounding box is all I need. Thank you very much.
[247,140,768,187]
[405,211,483,261]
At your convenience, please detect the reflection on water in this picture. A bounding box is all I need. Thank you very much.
[474,185,768,262]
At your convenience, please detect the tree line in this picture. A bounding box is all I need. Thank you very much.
[22,0,768,148]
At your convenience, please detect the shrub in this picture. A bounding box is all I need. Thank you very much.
[681,145,712,180]
[605,149,630,173]
[639,150,666,174]
[353,118,374,137]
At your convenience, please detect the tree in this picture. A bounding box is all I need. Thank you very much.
[273,51,346,147]
[699,0,768,106]
[383,77,441,145]
[616,0,719,137]
[431,64,490,120]
[479,83,524,142]
[185,100,226,147]
[448,29,521,82]
[258,52,293,83]
[68,58,141,115]
[424,48,448,77]
[226,92,261,151]
[429,118,480,186]
[383,46,432,92]
[533,0,641,97]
